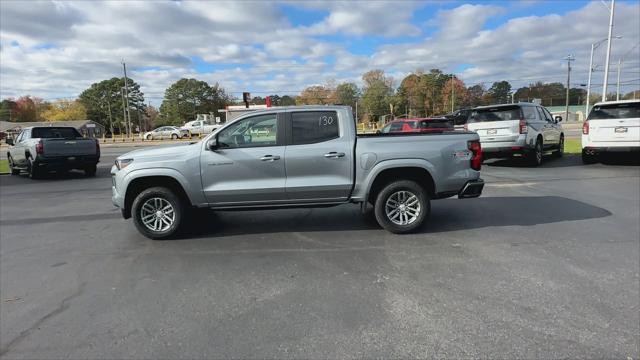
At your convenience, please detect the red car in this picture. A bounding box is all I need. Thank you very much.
[378,117,453,134]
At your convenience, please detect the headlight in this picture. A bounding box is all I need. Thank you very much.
[115,158,134,170]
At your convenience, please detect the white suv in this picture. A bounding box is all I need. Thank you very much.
[582,100,640,164]
[466,103,564,166]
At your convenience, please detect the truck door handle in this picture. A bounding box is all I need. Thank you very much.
[324,152,345,158]
[260,155,281,162]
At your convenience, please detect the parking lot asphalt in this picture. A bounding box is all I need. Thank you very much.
[1,146,638,359]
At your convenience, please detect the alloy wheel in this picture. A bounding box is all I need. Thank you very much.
[140,197,175,232]
[385,190,421,226]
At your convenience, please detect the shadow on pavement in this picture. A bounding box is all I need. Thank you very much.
[0,167,111,186]
[178,196,611,239]
[485,155,583,168]
[486,153,639,168]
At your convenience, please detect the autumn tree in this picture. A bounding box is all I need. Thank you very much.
[159,78,230,126]
[362,70,394,121]
[296,85,333,105]
[13,96,40,122]
[467,84,486,107]
[441,77,470,113]
[41,99,87,121]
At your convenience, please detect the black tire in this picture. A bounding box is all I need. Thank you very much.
[582,149,598,164]
[84,164,97,177]
[132,187,183,240]
[554,136,564,158]
[7,155,20,175]
[528,139,543,167]
[374,180,430,234]
[171,134,178,140]
[145,134,152,141]
[27,157,42,179]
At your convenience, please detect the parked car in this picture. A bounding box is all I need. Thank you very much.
[378,118,453,134]
[445,108,473,130]
[143,126,188,140]
[582,100,640,164]
[111,106,484,239]
[6,126,100,178]
[465,103,564,166]
[181,120,221,137]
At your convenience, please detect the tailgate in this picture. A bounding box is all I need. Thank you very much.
[589,118,640,143]
[43,139,97,156]
[467,120,520,142]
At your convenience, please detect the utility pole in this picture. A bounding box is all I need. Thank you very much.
[121,91,127,135]
[564,54,575,123]
[616,58,621,101]
[106,89,113,134]
[451,76,455,112]
[586,42,596,116]
[355,99,358,123]
[122,60,132,137]
[602,0,615,101]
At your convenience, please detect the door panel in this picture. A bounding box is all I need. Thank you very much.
[201,146,286,203]
[284,110,353,201]
[200,113,286,204]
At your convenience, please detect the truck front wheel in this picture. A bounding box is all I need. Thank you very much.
[374,180,430,234]
[132,187,183,240]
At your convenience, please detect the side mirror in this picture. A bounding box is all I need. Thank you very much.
[5,138,13,146]
[554,116,562,122]
[207,137,218,151]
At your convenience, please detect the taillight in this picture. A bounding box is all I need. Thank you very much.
[468,140,482,171]
[582,121,589,135]
[519,119,528,134]
[35,140,44,155]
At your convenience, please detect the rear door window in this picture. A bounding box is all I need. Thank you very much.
[522,106,538,121]
[291,111,339,145]
[470,106,523,122]
[589,102,640,120]
[32,127,81,138]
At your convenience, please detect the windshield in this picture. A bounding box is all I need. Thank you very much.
[32,127,81,138]
[469,106,522,122]
[588,102,640,120]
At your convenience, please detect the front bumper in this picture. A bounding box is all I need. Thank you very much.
[458,178,484,199]
[111,165,125,210]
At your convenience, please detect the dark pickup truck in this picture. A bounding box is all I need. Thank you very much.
[6,126,100,178]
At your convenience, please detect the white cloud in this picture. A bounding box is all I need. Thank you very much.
[0,0,639,104]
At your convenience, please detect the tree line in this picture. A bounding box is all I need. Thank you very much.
[2,69,638,128]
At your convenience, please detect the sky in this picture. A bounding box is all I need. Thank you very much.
[1,0,639,106]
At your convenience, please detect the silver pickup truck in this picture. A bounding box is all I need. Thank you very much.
[111,106,484,239]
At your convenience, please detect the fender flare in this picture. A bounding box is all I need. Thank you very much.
[361,158,438,200]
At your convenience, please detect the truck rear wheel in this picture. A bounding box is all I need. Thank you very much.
[374,180,430,234]
[582,149,598,164]
[132,187,183,240]
[7,155,20,175]
[84,164,97,177]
